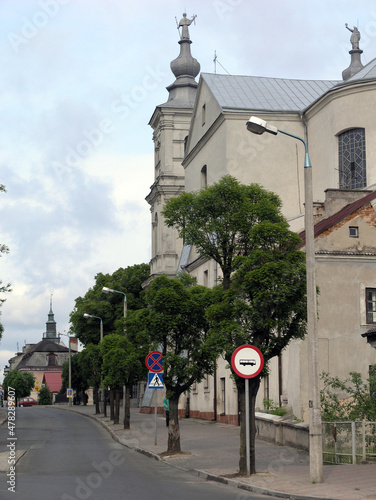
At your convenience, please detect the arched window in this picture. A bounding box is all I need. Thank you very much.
[201,165,207,188]
[338,128,366,189]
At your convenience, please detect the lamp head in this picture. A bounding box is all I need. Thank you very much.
[83,313,92,319]
[102,287,113,293]
[246,116,278,135]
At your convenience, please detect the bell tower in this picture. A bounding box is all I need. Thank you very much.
[144,13,200,286]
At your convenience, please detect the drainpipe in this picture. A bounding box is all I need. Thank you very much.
[213,260,218,421]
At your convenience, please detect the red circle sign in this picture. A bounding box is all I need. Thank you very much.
[145,351,163,373]
[231,345,264,379]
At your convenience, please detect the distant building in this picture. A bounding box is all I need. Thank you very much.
[7,298,77,400]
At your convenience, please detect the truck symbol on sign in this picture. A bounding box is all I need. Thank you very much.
[239,359,256,366]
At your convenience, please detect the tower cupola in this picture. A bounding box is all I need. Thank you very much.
[166,13,200,107]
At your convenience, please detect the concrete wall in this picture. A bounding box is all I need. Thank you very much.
[255,413,309,451]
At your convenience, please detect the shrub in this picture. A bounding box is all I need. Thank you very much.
[38,386,53,405]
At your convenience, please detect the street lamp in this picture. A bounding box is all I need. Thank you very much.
[84,313,104,413]
[246,116,323,483]
[102,287,127,318]
[83,313,103,342]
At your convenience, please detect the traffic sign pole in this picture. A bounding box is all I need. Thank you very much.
[145,352,164,447]
[245,378,250,476]
[231,344,264,476]
[154,392,158,446]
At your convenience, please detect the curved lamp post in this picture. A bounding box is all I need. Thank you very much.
[246,116,323,484]
[102,287,127,319]
[83,313,103,342]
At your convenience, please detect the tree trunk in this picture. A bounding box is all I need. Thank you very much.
[110,388,115,421]
[94,385,100,414]
[222,273,231,291]
[123,384,131,429]
[103,389,107,417]
[167,395,181,454]
[114,388,120,424]
[237,376,261,475]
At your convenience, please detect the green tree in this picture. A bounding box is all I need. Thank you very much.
[321,367,376,421]
[79,344,102,414]
[140,275,220,454]
[163,176,307,474]
[61,352,88,399]
[69,264,149,346]
[208,224,307,473]
[162,175,285,290]
[0,184,12,339]
[38,385,52,405]
[100,334,146,428]
[3,371,35,406]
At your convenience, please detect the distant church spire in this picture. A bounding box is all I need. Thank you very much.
[45,294,58,341]
[166,13,200,107]
[342,24,364,80]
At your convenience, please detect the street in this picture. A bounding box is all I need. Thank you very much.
[0,407,279,500]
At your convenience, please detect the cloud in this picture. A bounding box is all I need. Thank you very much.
[1,0,376,379]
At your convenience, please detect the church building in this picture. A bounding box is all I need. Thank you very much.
[145,16,376,422]
[8,298,76,400]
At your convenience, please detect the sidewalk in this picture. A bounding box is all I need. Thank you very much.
[49,404,376,500]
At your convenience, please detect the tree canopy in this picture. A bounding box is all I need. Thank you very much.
[3,371,35,405]
[162,175,285,289]
[61,352,89,395]
[69,263,149,346]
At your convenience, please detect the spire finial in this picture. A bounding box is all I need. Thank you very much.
[50,293,53,312]
[177,13,197,40]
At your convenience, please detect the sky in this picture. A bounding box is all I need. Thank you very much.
[1,0,376,379]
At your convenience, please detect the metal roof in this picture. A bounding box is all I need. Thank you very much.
[201,73,340,113]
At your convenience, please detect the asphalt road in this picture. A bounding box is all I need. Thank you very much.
[0,407,279,500]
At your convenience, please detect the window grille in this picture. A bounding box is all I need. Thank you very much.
[338,129,366,189]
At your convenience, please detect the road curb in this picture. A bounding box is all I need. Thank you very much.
[49,406,339,500]
[194,469,333,500]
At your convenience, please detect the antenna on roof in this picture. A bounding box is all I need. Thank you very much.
[213,51,231,75]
